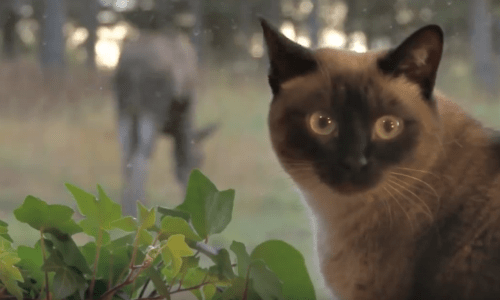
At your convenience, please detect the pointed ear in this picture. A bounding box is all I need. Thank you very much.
[260,18,318,95]
[378,25,444,99]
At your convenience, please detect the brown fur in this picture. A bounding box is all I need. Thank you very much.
[262,20,500,300]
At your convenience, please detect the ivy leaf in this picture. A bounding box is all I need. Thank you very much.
[249,260,284,300]
[46,233,92,275]
[0,220,12,243]
[0,237,24,300]
[42,252,87,299]
[159,216,202,242]
[209,249,235,280]
[157,206,190,222]
[160,234,194,279]
[137,202,156,230]
[111,216,138,232]
[14,196,82,235]
[176,169,235,239]
[230,241,251,277]
[203,284,217,300]
[212,277,246,300]
[17,242,44,290]
[96,185,122,229]
[144,267,169,297]
[251,240,316,300]
[138,229,154,246]
[66,184,121,244]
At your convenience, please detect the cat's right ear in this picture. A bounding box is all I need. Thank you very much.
[260,18,318,96]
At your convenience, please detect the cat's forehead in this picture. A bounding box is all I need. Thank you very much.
[313,48,383,74]
[278,51,393,110]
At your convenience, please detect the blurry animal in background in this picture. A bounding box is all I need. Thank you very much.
[0,0,22,58]
[114,30,217,217]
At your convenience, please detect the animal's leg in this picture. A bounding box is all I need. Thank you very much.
[118,112,137,216]
[126,112,158,216]
[172,101,199,187]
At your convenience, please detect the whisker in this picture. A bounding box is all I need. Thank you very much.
[389,175,436,197]
[394,167,441,179]
[384,185,414,233]
[387,179,433,220]
[389,172,440,202]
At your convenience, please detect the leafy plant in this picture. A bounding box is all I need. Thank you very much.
[0,169,316,300]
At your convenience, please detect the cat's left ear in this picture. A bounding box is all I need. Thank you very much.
[260,18,318,96]
[378,25,444,99]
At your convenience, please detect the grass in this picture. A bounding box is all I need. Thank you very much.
[1,55,500,300]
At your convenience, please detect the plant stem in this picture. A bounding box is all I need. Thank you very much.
[130,228,142,269]
[89,228,104,300]
[242,265,252,300]
[39,230,50,300]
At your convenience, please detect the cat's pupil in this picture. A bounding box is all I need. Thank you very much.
[383,119,396,132]
[318,116,330,128]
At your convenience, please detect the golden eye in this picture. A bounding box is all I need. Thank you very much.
[374,115,404,140]
[309,112,336,135]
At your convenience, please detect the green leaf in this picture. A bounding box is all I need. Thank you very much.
[212,277,246,300]
[0,220,13,243]
[251,240,316,300]
[159,216,202,242]
[2,278,24,300]
[176,169,235,239]
[46,233,92,275]
[209,249,235,280]
[230,241,251,277]
[111,216,138,232]
[0,237,24,300]
[160,234,194,279]
[203,284,217,300]
[42,252,88,299]
[138,229,154,246]
[96,185,122,230]
[85,240,131,285]
[14,196,82,235]
[178,256,200,280]
[157,206,190,222]
[66,184,121,243]
[144,267,169,297]
[17,242,44,290]
[249,260,284,300]
[137,202,156,230]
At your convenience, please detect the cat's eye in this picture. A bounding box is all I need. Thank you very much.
[309,112,336,136]
[374,115,404,140]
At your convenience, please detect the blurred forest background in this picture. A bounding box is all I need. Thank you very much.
[1,0,500,298]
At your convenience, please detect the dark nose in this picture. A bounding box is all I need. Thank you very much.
[340,155,369,172]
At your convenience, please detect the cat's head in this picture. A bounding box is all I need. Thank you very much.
[261,19,445,196]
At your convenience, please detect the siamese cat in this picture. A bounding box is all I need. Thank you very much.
[261,19,500,300]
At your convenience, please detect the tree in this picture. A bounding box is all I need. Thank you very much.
[470,0,499,96]
[39,0,66,69]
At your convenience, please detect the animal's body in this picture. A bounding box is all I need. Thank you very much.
[261,19,500,300]
[114,30,215,216]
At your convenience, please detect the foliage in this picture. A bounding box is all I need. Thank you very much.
[0,169,316,300]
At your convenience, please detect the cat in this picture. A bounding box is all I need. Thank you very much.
[114,30,217,217]
[260,18,500,300]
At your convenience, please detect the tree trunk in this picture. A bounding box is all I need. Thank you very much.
[83,0,98,69]
[2,8,19,59]
[308,0,319,48]
[40,0,65,70]
[190,0,203,65]
[470,0,499,97]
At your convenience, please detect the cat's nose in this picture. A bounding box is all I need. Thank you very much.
[340,156,369,172]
